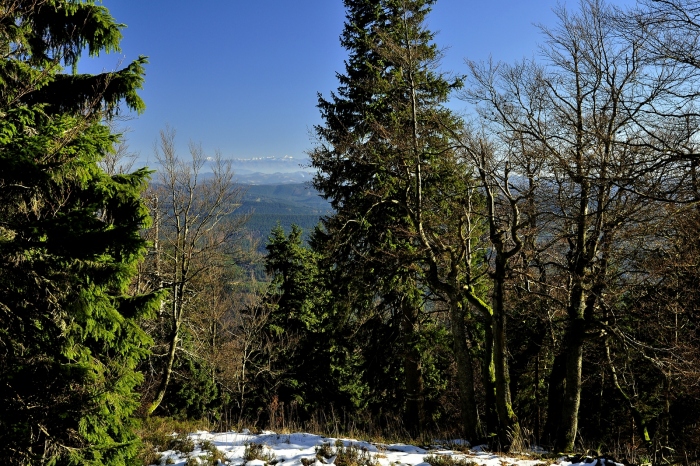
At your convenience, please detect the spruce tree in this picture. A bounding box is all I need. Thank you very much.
[262,224,366,419]
[311,0,430,432]
[311,0,483,438]
[0,2,155,464]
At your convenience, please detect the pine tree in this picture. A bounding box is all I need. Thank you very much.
[311,0,486,439]
[261,224,367,419]
[311,0,432,433]
[0,2,155,464]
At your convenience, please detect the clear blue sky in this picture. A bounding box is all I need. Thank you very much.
[81,1,630,170]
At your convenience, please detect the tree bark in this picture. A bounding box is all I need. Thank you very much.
[544,351,566,446]
[481,317,499,439]
[402,297,424,436]
[148,325,179,415]
[492,255,519,448]
[557,285,586,452]
[450,299,480,440]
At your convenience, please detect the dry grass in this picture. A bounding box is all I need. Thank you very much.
[135,416,221,466]
[244,442,278,464]
[308,440,380,466]
[423,454,478,466]
[201,439,228,464]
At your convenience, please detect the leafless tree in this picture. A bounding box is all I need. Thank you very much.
[452,123,549,448]
[465,0,697,451]
[142,126,247,415]
[614,0,700,159]
[99,124,138,176]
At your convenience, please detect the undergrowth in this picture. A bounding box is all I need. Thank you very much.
[201,439,228,465]
[135,414,677,466]
[135,416,226,466]
[244,442,277,464]
[303,440,379,466]
[423,455,478,466]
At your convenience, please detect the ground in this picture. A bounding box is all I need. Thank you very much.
[150,431,624,466]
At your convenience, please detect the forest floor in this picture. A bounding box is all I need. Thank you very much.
[150,430,626,466]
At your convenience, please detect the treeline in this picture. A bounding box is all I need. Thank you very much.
[239,185,330,248]
[2,0,700,465]
[244,215,320,252]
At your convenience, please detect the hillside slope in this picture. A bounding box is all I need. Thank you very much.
[238,183,331,248]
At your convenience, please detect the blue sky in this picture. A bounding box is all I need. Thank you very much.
[82,1,628,170]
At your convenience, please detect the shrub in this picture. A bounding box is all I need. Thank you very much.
[170,434,196,454]
[313,440,379,466]
[244,442,277,464]
[423,455,477,466]
[140,450,164,466]
[201,440,228,465]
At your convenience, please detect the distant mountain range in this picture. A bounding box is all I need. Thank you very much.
[233,170,314,185]
[226,155,313,184]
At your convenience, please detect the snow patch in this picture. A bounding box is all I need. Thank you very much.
[145,431,619,466]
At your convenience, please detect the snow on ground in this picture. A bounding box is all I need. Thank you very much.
[150,430,625,466]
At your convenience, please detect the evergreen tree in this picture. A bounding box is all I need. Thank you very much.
[0,1,154,464]
[311,0,435,434]
[311,0,485,439]
[262,224,366,420]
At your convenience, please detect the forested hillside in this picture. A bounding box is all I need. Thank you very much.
[2,0,700,465]
[240,184,331,251]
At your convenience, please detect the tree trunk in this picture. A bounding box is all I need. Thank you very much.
[402,298,424,436]
[558,334,583,452]
[450,299,480,440]
[148,326,179,415]
[556,285,586,452]
[492,256,519,448]
[481,315,499,439]
[544,351,566,446]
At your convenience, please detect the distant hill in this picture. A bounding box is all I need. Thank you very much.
[237,183,332,251]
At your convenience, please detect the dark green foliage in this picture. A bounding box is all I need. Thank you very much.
[0,109,157,465]
[310,0,425,429]
[0,1,153,464]
[414,321,454,423]
[249,222,436,427]
[310,0,472,437]
[266,224,328,336]
[244,213,322,250]
[159,357,221,420]
[261,224,367,417]
[0,1,146,116]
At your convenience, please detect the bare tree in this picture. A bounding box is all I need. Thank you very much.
[454,125,547,448]
[143,126,247,415]
[99,124,138,176]
[614,0,700,159]
[621,0,700,69]
[465,0,697,451]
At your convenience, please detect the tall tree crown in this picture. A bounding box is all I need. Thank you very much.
[0,1,155,464]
